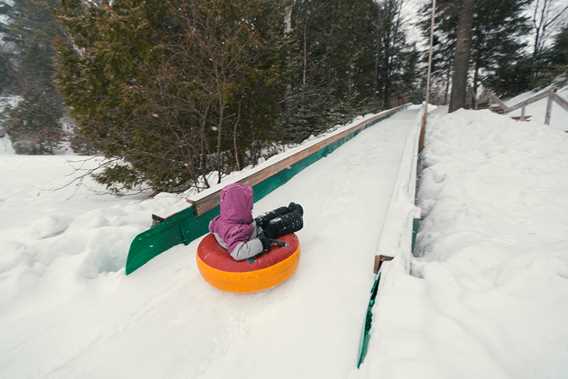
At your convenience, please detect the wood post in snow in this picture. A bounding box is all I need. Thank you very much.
[545,88,556,126]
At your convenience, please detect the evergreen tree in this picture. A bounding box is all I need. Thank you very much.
[418,0,458,104]
[0,1,16,95]
[6,0,65,154]
[283,0,416,141]
[551,25,568,66]
[400,43,422,103]
[56,0,287,191]
[472,0,532,101]
[375,0,422,108]
[56,0,418,192]
[375,0,407,108]
[419,0,532,103]
[281,0,336,142]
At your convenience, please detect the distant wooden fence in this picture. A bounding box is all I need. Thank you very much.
[488,87,568,126]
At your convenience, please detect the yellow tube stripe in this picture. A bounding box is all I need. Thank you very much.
[196,247,301,293]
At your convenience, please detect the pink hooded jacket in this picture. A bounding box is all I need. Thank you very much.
[209,183,256,254]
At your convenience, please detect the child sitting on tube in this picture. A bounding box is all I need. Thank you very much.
[209,183,304,261]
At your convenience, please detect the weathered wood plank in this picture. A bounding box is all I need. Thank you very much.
[192,106,404,216]
[511,115,532,121]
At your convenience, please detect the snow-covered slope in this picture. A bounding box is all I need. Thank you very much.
[0,110,420,378]
[367,109,568,379]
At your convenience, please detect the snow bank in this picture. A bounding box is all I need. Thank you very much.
[79,226,140,278]
[370,109,568,379]
[30,215,70,239]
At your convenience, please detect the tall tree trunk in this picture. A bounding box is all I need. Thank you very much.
[449,0,475,113]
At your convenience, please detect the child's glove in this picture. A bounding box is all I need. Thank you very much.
[258,233,286,251]
[288,202,304,216]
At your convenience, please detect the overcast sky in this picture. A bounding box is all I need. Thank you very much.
[402,0,568,47]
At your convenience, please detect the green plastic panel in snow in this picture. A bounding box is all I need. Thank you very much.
[356,271,382,368]
[125,111,399,275]
[412,218,421,253]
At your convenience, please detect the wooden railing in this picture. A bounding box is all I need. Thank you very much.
[488,87,568,125]
[188,105,407,216]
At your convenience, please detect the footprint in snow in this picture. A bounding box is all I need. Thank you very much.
[30,215,70,240]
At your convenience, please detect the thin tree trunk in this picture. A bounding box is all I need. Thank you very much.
[374,26,380,102]
[444,67,451,105]
[199,104,210,170]
[472,55,480,109]
[232,101,242,170]
[216,87,225,184]
[449,0,475,113]
[303,19,308,86]
[383,53,391,108]
[383,25,392,108]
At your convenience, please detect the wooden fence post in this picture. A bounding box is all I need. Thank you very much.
[545,88,557,126]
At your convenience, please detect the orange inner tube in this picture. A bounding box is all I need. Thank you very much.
[196,233,301,293]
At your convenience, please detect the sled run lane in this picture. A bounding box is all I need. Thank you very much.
[0,109,420,379]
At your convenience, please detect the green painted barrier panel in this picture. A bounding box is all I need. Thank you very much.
[412,217,421,253]
[125,111,400,275]
[356,271,383,368]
